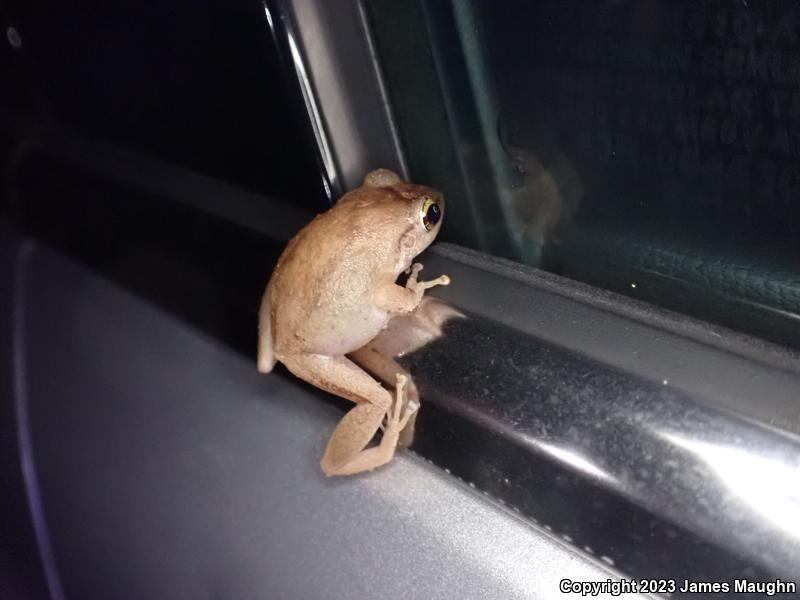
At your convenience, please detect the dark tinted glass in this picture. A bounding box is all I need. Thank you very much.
[3,0,325,208]
[370,0,800,350]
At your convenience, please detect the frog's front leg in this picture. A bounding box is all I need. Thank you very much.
[374,266,450,314]
[406,262,450,291]
[280,353,416,476]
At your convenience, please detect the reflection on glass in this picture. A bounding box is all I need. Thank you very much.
[498,113,583,264]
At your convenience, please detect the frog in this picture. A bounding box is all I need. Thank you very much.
[258,168,450,476]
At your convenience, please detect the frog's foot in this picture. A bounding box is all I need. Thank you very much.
[395,374,420,448]
[410,275,449,292]
[397,410,418,448]
[423,274,450,289]
[324,375,415,476]
[390,374,418,431]
[406,264,450,292]
[369,373,420,443]
[306,357,416,477]
[405,262,424,286]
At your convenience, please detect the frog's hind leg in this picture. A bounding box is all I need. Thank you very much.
[349,346,419,448]
[279,353,416,476]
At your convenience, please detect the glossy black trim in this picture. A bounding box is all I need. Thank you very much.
[428,243,800,432]
[408,243,800,586]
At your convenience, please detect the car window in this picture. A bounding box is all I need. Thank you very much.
[368,0,800,351]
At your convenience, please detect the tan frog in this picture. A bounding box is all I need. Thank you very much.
[258,168,450,476]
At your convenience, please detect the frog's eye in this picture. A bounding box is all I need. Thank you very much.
[420,197,442,231]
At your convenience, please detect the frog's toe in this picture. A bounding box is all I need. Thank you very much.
[398,400,418,430]
[418,274,450,290]
[406,263,424,282]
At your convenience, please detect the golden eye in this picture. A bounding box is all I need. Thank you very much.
[420,197,441,231]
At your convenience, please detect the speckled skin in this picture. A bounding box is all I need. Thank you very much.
[258,169,449,476]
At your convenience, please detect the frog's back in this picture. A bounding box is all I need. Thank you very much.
[268,194,400,356]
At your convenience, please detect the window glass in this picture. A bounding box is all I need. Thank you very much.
[369,0,800,350]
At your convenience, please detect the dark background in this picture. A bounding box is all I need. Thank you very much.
[0,0,325,205]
